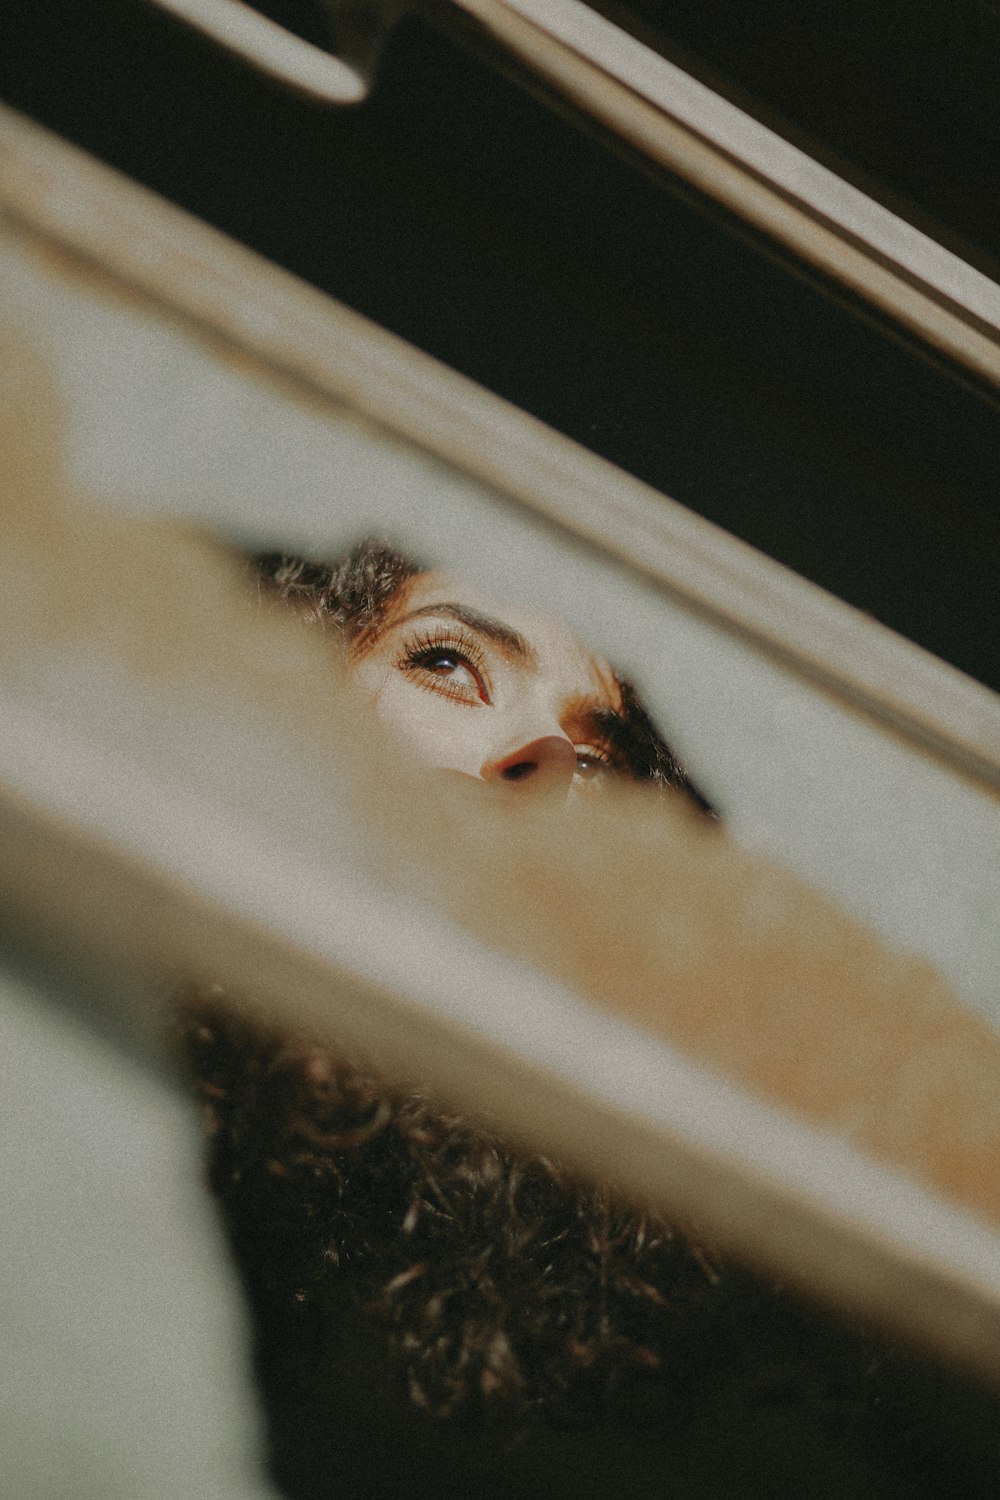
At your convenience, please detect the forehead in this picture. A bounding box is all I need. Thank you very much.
[390,570,621,705]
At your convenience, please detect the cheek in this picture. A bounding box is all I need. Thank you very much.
[360,670,488,775]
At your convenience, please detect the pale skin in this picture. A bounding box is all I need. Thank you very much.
[351,570,626,798]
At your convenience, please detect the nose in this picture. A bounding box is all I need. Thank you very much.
[482,733,578,790]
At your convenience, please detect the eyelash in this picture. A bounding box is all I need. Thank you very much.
[397,627,491,704]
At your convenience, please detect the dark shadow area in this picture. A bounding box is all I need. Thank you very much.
[592,0,1000,286]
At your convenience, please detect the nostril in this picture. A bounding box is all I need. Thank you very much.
[489,737,576,785]
[501,761,537,781]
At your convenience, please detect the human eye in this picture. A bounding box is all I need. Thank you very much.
[398,627,490,704]
[573,746,613,783]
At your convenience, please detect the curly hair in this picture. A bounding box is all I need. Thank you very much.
[253,542,422,650]
[183,1004,722,1428]
[179,1009,972,1496]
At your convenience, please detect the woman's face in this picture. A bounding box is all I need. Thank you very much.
[351,570,626,797]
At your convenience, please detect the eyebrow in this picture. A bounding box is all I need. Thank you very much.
[397,602,537,665]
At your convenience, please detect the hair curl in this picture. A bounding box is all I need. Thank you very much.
[183,1004,721,1429]
[254,542,421,649]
